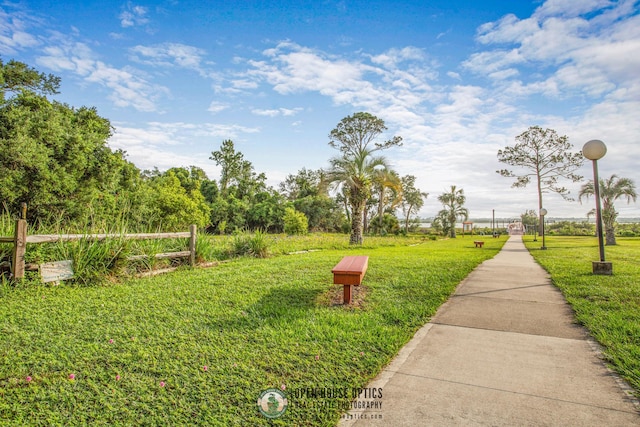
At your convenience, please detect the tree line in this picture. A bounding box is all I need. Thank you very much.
[498,126,637,245]
[5,59,634,244]
[1,58,431,240]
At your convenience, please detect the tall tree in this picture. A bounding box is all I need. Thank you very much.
[325,149,390,244]
[0,90,129,223]
[1,58,60,101]
[145,171,211,230]
[279,168,342,232]
[279,168,323,200]
[0,59,155,227]
[246,188,286,232]
[165,166,208,193]
[579,174,637,245]
[497,126,584,232]
[327,112,402,244]
[436,185,468,238]
[325,112,402,244]
[400,175,428,233]
[209,139,246,196]
[328,112,402,157]
[208,140,276,233]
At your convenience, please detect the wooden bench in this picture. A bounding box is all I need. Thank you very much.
[332,256,369,305]
[474,241,485,248]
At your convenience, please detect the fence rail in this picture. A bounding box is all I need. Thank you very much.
[0,208,196,280]
[26,231,192,244]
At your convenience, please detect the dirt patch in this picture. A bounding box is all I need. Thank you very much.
[317,284,369,309]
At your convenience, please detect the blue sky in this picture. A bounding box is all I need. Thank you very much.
[2,0,639,219]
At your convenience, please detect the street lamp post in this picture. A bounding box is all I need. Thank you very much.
[540,208,547,250]
[582,139,612,275]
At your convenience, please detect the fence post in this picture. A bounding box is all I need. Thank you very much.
[189,224,197,266]
[12,203,27,279]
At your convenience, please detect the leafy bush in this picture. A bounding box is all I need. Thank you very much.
[22,237,130,286]
[546,221,594,236]
[229,229,270,258]
[283,207,308,235]
[369,213,400,235]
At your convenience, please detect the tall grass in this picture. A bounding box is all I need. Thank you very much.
[229,229,271,258]
[1,211,17,277]
[2,212,448,287]
[1,212,197,285]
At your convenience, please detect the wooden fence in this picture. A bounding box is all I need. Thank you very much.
[0,206,196,280]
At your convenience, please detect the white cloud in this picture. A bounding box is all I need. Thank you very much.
[476,14,539,45]
[467,0,639,102]
[246,41,439,137]
[119,4,149,28]
[251,42,372,97]
[129,43,208,75]
[34,34,168,112]
[109,121,261,177]
[208,102,229,114]
[489,68,520,80]
[251,107,303,117]
[280,107,302,116]
[535,0,613,18]
[0,6,42,54]
[370,46,427,69]
[252,109,280,117]
[462,49,524,75]
[86,62,168,111]
[232,79,259,89]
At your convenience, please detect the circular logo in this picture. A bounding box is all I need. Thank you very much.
[257,388,288,419]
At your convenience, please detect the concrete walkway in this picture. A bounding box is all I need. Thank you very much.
[339,235,640,426]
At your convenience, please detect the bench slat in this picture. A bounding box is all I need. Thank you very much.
[332,256,368,274]
[332,256,368,286]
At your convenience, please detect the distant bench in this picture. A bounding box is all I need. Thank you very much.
[474,241,485,248]
[332,256,369,305]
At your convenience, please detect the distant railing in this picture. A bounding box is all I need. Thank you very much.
[1,204,196,280]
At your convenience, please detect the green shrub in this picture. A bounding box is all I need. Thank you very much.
[229,229,270,258]
[370,213,400,235]
[283,207,308,235]
[194,234,227,262]
[41,237,131,286]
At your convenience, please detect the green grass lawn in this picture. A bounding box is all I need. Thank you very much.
[0,235,504,426]
[523,235,640,397]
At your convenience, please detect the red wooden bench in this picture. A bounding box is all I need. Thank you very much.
[474,241,485,248]
[332,256,369,305]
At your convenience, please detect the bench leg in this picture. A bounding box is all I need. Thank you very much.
[343,284,353,305]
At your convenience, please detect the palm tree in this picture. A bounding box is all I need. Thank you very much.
[325,149,389,244]
[372,169,402,235]
[437,185,469,238]
[400,175,428,234]
[579,174,637,245]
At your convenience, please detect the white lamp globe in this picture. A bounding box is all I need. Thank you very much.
[582,140,607,160]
